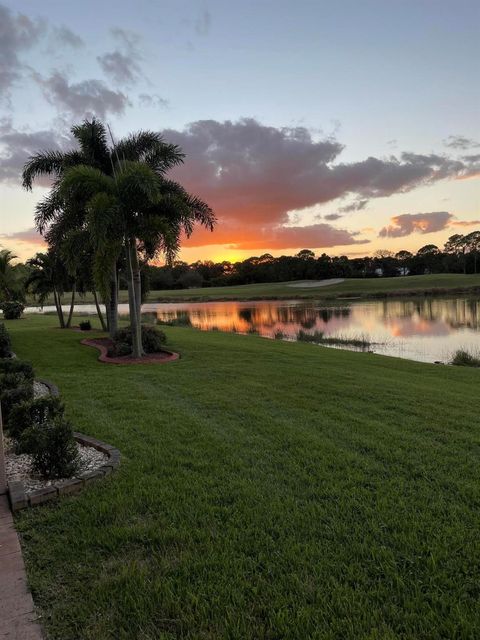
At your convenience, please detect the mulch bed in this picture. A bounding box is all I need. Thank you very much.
[81,337,179,365]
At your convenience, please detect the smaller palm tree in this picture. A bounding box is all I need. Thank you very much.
[0,249,26,302]
[26,252,70,328]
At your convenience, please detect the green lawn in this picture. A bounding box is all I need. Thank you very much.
[8,315,480,639]
[26,273,480,306]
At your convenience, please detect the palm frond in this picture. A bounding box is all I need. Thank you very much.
[71,119,110,172]
[34,186,64,234]
[115,132,184,173]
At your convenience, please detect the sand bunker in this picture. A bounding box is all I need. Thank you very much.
[287,278,345,288]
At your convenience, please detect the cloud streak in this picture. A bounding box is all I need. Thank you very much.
[97,28,142,86]
[379,212,453,238]
[33,71,130,119]
[0,118,72,183]
[0,4,45,95]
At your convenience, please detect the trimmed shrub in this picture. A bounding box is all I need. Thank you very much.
[0,301,25,320]
[19,416,79,479]
[0,323,11,357]
[79,320,92,331]
[108,324,166,357]
[8,396,65,444]
[0,365,35,426]
[1,384,34,425]
[0,358,34,380]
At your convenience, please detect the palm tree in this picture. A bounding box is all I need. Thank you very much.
[60,158,214,357]
[25,252,69,327]
[0,249,26,302]
[22,119,189,338]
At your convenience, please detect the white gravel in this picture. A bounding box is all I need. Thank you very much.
[4,435,108,493]
[33,381,50,399]
[287,278,345,288]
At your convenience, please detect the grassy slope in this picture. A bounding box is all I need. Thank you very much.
[26,273,480,306]
[8,315,480,639]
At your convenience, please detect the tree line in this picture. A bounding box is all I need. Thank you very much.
[144,236,480,290]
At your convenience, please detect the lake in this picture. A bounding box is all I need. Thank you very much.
[26,295,480,364]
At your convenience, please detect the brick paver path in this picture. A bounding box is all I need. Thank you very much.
[0,495,43,639]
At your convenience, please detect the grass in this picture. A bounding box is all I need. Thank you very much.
[296,329,372,349]
[7,315,480,639]
[25,273,480,306]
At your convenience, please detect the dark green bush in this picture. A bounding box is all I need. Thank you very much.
[0,358,34,380]
[79,320,91,331]
[451,349,480,367]
[8,396,65,444]
[1,384,34,425]
[0,323,11,357]
[0,364,35,426]
[108,324,166,357]
[20,416,79,479]
[0,301,25,320]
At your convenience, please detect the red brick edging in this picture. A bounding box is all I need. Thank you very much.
[81,337,180,365]
[0,495,44,638]
[8,433,121,512]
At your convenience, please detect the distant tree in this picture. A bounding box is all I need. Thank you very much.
[464,230,480,274]
[395,250,413,276]
[444,234,467,273]
[296,249,315,260]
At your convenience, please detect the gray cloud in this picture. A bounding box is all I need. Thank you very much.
[379,212,453,238]
[0,226,45,246]
[162,119,479,233]
[324,213,343,221]
[443,135,480,150]
[181,221,367,250]
[0,4,45,94]
[461,154,480,163]
[97,28,142,86]
[52,25,84,48]
[0,118,71,184]
[33,71,129,119]
[98,50,141,85]
[338,199,368,213]
[139,94,169,108]
[195,9,211,36]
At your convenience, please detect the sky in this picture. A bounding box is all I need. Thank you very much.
[0,0,479,263]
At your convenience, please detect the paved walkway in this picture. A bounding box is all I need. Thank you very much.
[0,495,43,639]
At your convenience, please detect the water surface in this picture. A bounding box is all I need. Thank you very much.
[26,295,480,364]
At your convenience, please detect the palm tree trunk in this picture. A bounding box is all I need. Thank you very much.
[125,237,143,358]
[66,283,76,328]
[53,289,65,328]
[130,242,142,330]
[93,290,107,331]
[107,268,118,337]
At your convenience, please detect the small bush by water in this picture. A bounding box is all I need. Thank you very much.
[296,329,371,348]
[451,349,480,367]
[0,301,25,320]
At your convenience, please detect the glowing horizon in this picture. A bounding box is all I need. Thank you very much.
[0,1,478,262]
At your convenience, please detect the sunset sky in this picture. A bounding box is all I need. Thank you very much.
[0,0,479,263]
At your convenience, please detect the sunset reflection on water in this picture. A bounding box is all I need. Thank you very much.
[26,295,480,364]
[145,296,480,363]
